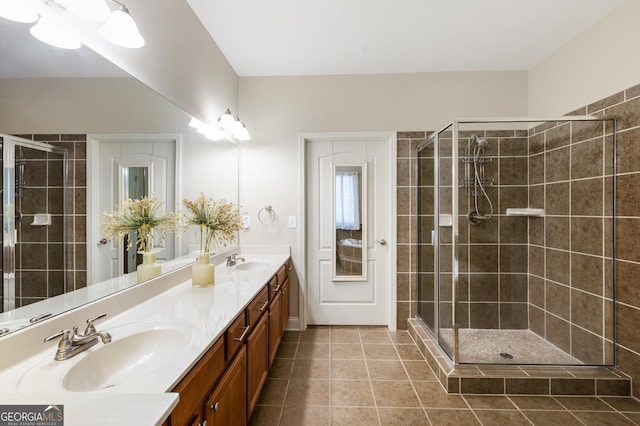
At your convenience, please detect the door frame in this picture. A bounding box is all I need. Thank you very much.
[298,132,397,331]
[86,133,182,285]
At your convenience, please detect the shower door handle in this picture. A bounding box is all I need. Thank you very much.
[98,238,109,245]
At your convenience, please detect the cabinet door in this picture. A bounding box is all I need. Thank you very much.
[205,346,247,426]
[247,314,269,419]
[281,276,290,336]
[268,291,282,367]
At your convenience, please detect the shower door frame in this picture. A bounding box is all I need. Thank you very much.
[424,116,615,365]
[2,135,69,312]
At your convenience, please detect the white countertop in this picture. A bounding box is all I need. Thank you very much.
[0,246,290,426]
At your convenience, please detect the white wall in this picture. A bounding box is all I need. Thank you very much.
[528,0,640,116]
[238,71,528,318]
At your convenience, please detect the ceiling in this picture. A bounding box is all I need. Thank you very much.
[186,0,623,77]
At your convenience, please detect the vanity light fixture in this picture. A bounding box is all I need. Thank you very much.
[0,0,38,23]
[0,0,144,49]
[188,109,251,141]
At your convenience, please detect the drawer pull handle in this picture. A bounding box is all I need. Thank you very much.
[256,300,269,311]
[234,326,250,342]
[272,284,281,293]
[211,402,220,412]
[288,265,292,271]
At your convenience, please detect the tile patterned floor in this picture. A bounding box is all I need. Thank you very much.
[248,326,640,425]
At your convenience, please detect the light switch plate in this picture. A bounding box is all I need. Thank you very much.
[288,215,297,229]
[242,215,250,229]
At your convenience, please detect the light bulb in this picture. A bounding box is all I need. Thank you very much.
[218,109,235,130]
[59,0,110,21]
[234,124,250,141]
[100,7,144,48]
[30,17,81,49]
[0,0,38,23]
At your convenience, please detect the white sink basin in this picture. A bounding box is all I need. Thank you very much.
[18,321,193,393]
[235,261,269,271]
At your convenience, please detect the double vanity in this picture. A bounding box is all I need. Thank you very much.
[0,246,291,425]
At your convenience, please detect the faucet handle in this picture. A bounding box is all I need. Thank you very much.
[44,329,73,351]
[84,313,107,335]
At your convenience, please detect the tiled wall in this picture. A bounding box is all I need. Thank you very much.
[13,134,87,306]
[527,119,615,365]
[398,82,640,397]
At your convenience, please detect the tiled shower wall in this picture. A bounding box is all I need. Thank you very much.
[397,82,640,397]
[527,119,615,365]
[12,134,87,306]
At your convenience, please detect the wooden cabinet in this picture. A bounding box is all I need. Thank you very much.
[246,313,269,418]
[169,337,225,426]
[268,290,282,367]
[281,276,290,336]
[168,257,292,426]
[205,346,247,426]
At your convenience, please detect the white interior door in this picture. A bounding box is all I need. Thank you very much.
[306,134,394,326]
[93,138,176,283]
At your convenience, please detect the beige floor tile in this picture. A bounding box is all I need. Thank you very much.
[508,395,565,410]
[378,407,429,425]
[572,411,636,425]
[275,342,298,359]
[600,397,640,412]
[426,408,481,425]
[257,378,289,405]
[284,378,330,406]
[279,405,330,426]
[413,381,468,409]
[363,344,399,360]
[473,410,532,425]
[299,328,331,343]
[331,407,379,425]
[291,358,330,379]
[331,329,361,344]
[248,405,282,426]
[388,331,415,344]
[331,380,375,407]
[371,381,421,407]
[403,360,437,381]
[463,395,516,410]
[331,359,369,380]
[360,328,392,344]
[281,330,301,343]
[367,360,409,381]
[296,342,330,359]
[554,396,614,411]
[395,344,424,361]
[522,410,584,426]
[331,343,364,360]
[267,358,294,379]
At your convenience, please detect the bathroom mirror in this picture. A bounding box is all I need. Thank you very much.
[333,163,367,281]
[0,19,239,333]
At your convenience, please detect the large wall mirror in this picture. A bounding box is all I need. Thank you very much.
[0,18,239,334]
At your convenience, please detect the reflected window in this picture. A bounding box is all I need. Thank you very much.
[335,170,360,230]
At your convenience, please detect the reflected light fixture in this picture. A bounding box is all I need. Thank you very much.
[30,16,81,49]
[100,0,144,48]
[0,0,144,49]
[189,109,251,141]
[0,0,38,23]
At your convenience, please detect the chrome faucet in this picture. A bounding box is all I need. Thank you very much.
[44,313,112,361]
[226,253,245,267]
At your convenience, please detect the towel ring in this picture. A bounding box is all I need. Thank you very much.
[258,205,276,225]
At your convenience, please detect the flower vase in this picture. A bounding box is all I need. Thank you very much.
[192,251,215,287]
[137,251,162,282]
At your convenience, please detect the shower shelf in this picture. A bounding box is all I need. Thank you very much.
[506,208,545,217]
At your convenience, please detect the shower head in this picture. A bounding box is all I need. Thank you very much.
[472,134,488,148]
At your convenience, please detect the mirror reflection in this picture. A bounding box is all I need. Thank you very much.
[0,19,239,334]
[334,164,367,280]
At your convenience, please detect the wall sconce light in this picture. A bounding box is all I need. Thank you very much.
[0,0,144,50]
[189,109,251,142]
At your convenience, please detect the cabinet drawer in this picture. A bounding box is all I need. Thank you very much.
[170,337,225,426]
[226,313,248,361]
[276,263,288,285]
[247,286,269,328]
[267,275,279,301]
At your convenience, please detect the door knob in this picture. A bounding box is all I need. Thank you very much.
[375,239,387,246]
[98,238,108,245]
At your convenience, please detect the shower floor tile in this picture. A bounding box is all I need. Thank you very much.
[440,328,580,364]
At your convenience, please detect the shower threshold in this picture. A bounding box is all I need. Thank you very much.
[408,319,631,396]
